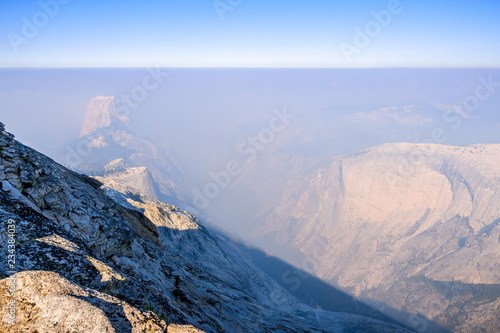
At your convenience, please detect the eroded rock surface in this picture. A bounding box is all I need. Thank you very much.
[0,270,176,333]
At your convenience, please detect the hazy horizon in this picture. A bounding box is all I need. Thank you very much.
[2,67,499,161]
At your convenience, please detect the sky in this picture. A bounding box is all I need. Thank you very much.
[1,0,500,68]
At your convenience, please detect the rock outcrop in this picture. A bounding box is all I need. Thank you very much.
[103,163,159,200]
[0,271,203,333]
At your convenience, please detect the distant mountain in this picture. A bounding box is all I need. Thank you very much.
[0,122,411,332]
[258,143,500,332]
[79,96,130,138]
[62,96,191,208]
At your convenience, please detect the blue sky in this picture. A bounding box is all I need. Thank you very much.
[1,0,499,67]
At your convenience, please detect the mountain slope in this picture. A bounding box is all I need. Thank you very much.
[259,143,500,332]
[0,122,410,332]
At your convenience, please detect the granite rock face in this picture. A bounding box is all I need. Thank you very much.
[79,96,130,138]
[103,164,159,201]
[261,143,500,332]
[0,122,410,332]
[0,271,196,333]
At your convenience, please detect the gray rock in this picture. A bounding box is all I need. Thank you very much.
[0,271,173,333]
